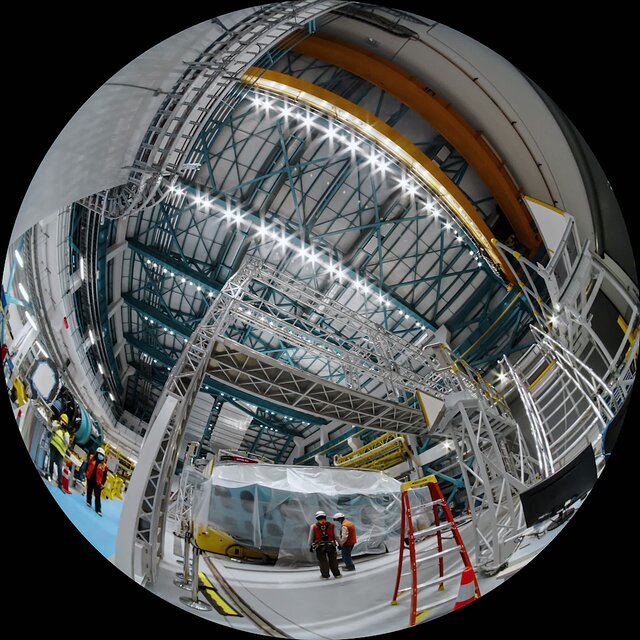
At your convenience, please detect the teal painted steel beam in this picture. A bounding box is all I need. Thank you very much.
[122,293,190,338]
[127,239,224,293]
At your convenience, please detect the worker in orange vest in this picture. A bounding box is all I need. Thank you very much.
[333,512,357,571]
[309,511,342,579]
[85,447,108,516]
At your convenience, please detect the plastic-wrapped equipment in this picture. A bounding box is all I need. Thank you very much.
[193,463,433,566]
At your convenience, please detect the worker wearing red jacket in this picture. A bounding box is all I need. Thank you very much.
[333,512,357,571]
[85,447,108,516]
[309,511,342,579]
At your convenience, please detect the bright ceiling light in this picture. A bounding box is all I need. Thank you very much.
[88,329,95,345]
[280,103,292,118]
[79,256,85,280]
[35,341,49,358]
[18,283,30,302]
[109,393,115,402]
[14,250,24,268]
[25,311,38,330]
[98,363,104,375]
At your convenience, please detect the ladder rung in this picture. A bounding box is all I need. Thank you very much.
[416,567,465,591]
[400,547,458,577]
[412,522,453,539]
[416,592,458,613]
[408,499,443,513]
[416,546,459,564]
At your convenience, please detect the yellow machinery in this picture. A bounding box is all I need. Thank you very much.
[102,441,135,483]
[12,377,27,406]
[101,474,124,500]
[195,525,277,562]
[334,432,415,471]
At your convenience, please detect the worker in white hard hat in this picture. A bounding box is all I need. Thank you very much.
[85,446,109,516]
[333,512,357,571]
[48,413,70,489]
[309,510,341,579]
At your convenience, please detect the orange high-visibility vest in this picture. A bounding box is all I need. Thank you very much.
[86,454,108,486]
[312,520,336,544]
[342,519,357,545]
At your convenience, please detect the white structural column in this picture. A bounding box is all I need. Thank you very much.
[115,260,259,583]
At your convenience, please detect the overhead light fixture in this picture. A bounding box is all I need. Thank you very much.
[89,329,95,345]
[109,393,115,402]
[18,283,29,302]
[244,73,507,277]
[25,311,38,330]
[98,363,104,375]
[14,250,24,268]
[79,256,85,280]
[35,340,49,358]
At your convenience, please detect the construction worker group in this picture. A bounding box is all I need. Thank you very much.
[310,511,357,579]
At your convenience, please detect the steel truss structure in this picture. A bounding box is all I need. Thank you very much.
[94,4,635,583]
[117,247,532,579]
[81,1,349,221]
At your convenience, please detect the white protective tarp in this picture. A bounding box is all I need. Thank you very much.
[194,463,433,566]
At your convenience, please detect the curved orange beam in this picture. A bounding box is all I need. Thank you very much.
[293,34,540,252]
[242,67,515,283]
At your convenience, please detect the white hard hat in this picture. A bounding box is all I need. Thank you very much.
[96,447,105,455]
[333,512,345,519]
[315,510,326,518]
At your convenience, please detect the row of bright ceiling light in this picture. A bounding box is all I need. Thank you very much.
[76,255,116,403]
[246,88,493,270]
[13,249,50,360]
[142,258,216,299]
[146,92,487,338]
[162,183,456,337]
[15,246,116,405]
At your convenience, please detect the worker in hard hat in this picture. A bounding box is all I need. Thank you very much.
[309,510,342,579]
[85,447,108,516]
[333,512,357,571]
[48,413,70,490]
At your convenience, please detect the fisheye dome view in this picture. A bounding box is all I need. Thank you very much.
[5,2,636,637]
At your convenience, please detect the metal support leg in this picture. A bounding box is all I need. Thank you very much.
[179,545,212,611]
[174,533,192,590]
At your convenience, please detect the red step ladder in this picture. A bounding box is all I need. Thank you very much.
[391,475,480,626]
